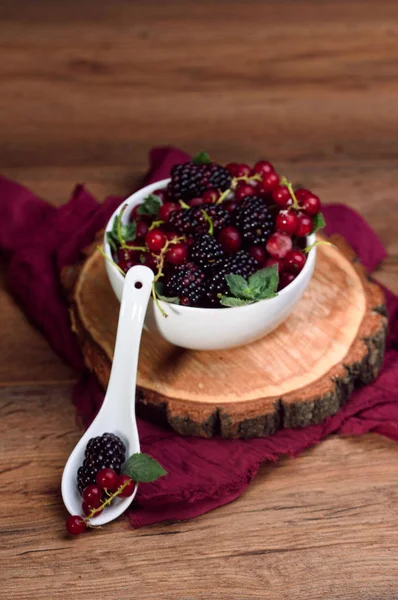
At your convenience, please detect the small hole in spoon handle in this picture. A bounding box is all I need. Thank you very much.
[134,281,143,289]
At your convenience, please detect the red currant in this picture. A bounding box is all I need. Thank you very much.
[249,245,267,265]
[166,231,178,241]
[82,484,102,508]
[130,204,142,221]
[235,183,255,202]
[82,502,103,517]
[117,247,140,265]
[301,193,321,216]
[135,219,149,241]
[223,199,238,214]
[189,197,205,207]
[145,229,167,252]
[225,162,240,176]
[218,226,242,255]
[279,272,296,290]
[235,163,251,178]
[116,475,135,497]
[203,189,219,204]
[276,210,299,235]
[167,242,188,265]
[261,171,280,193]
[140,252,157,272]
[284,250,306,274]
[272,185,292,208]
[96,468,118,490]
[265,257,285,273]
[266,232,293,259]
[118,260,135,274]
[66,515,86,535]
[253,160,275,177]
[159,202,180,222]
[296,213,313,237]
[294,188,310,202]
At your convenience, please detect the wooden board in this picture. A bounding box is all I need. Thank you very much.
[64,234,387,439]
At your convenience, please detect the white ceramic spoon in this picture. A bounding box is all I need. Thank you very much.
[61,265,154,526]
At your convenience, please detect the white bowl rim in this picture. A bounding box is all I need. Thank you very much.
[103,179,317,314]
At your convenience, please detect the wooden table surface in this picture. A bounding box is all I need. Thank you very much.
[1,1,398,598]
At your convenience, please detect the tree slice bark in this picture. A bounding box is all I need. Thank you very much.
[63,234,387,439]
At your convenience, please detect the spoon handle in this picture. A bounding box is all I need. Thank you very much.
[98,265,154,428]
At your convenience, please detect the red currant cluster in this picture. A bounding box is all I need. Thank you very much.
[107,155,324,308]
[66,468,134,535]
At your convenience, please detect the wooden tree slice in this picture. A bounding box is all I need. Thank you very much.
[63,234,387,439]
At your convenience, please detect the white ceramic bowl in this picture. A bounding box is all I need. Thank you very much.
[104,179,316,351]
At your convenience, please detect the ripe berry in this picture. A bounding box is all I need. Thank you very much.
[266,232,293,259]
[152,189,168,203]
[82,484,102,507]
[159,202,180,222]
[279,272,296,290]
[217,226,242,255]
[140,252,158,272]
[235,163,251,178]
[272,185,292,207]
[146,229,167,252]
[284,250,306,274]
[130,204,142,221]
[166,242,188,265]
[248,245,267,265]
[66,515,86,536]
[135,220,149,241]
[189,197,205,207]
[96,468,118,490]
[301,193,321,216]
[235,183,255,202]
[225,162,240,176]
[265,257,285,273]
[276,210,299,235]
[253,160,275,177]
[261,171,280,193]
[203,189,219,204]
[294,188,310,202]
[223,199,238,214]
[116,475,135,497]
[296,213,313,237]
[82,502,103,517]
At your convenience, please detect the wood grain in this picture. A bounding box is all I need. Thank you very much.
[1,0,398,597]
[69,236,386,438]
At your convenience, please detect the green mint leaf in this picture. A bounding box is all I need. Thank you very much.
[225,274,254,300]
[220,296,253,307]
[248,265,279,299]
[121,220,136,242]
[123,453,167,483]
[137,194,162,217]
[192,151,212,165]
[106,231,118,253]
[312,212,326,233]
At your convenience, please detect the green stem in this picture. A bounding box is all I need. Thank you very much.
[201,210,214,236]
[152,282,168,318]
[303,240,335,254]
[179,200,190,209]
[279,176,301,211]
[84,480,130,523]
[97,246,125,277]
[149,219,165,231]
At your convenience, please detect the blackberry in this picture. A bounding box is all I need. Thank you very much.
[203,250,258,307]
[169,204,230,236]
[165,262,206,306]
[169,161,232,201]
[77,432,126,495]
[190,234,224,270]
[235,196,274,244]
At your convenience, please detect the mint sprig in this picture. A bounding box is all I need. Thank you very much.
[312,212,326,233]
[107,209,137,251]
[220,265,279,307]
[123,453,167,483]
[192,151,212,165]
[137,194,162,217]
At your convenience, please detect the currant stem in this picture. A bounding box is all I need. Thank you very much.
[84,480,130,523]
[97,246,125,277]
[149,219,165,231]
[201,210,214,235]
[280,177,301,211]
[303,240,335,254]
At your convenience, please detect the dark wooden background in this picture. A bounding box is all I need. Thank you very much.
[1,1,398,598]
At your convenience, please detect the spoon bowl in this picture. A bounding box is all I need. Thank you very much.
[62,265,154,526]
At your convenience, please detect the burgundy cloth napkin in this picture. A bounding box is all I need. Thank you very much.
[1,148,398,528]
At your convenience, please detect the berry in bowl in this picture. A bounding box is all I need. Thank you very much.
[103,153,325,351]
